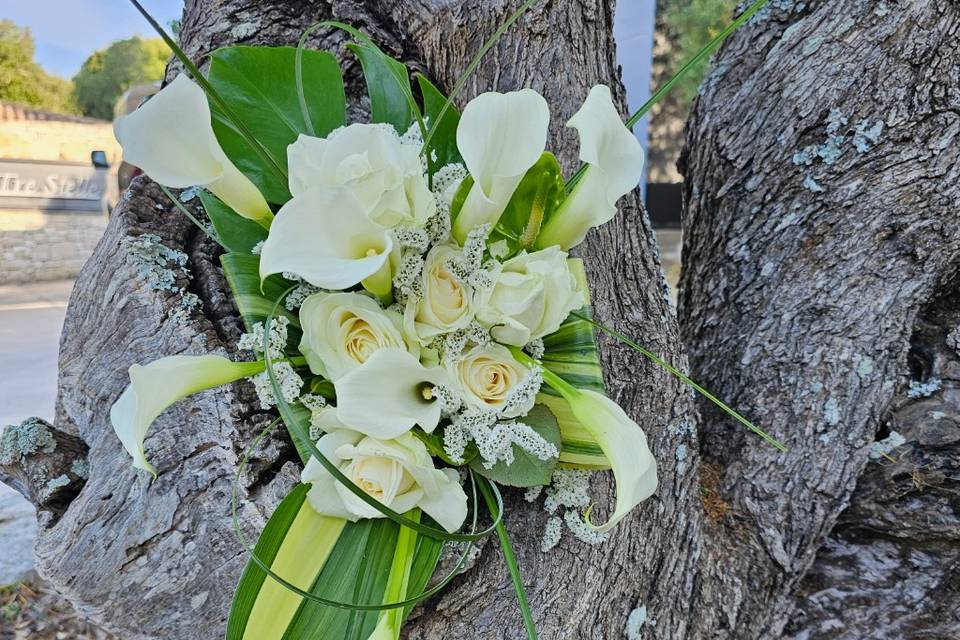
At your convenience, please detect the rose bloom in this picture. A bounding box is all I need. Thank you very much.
[301,412,468,533]
[299,292,412,381]
[449,343,534,417]
[287,123,435,228]
[406,244,474,341]
[477,246,584,346]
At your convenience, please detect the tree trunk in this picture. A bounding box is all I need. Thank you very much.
[10,0,957,638]
[679,0,960,637]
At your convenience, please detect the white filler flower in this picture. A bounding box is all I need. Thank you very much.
[477,247,585,347]
[537,85,645,250]
[110,354,263,475]
[301,420,468,533]
[113,75,272,223]
[298,291,411,380]
[287,124,435,228]
[453,89,549,243]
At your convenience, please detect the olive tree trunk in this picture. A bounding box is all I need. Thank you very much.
[3,0,957,638]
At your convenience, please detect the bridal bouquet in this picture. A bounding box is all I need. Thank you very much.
[108,1,772,637]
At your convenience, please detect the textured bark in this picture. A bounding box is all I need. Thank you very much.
[20,1,702,639]
[679,1,960,638]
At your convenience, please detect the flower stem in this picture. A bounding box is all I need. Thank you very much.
[478,478,538,640]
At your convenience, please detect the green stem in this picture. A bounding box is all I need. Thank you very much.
[478,478,538,640]
[571,311,787,453]
[566,0,771,191]
[158,185,223,247]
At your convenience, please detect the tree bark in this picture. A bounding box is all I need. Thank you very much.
[679,0,960,637]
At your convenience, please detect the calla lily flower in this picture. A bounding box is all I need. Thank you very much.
[334,348,451,439]
[113,75,272,223]
[526,352,657,532]
[536,85,644,250]
[452,89,550,243]
[259,185,395,291]
[110,355,264,476]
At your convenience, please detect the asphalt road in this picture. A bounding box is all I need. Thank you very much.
[0,279,73,427]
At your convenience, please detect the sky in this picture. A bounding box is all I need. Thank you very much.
[2,0,184,78]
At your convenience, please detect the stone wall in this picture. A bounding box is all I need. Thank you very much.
[0,209,108,284]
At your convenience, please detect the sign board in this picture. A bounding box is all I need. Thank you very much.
[0,159,108,213]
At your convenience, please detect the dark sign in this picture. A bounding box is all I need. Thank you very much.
[0,159,107,212]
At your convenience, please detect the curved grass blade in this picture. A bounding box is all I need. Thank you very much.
[571,311,787,452]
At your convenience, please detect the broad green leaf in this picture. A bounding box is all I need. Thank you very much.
[490,152,566,258]
[209,46,346,203]
[220,252,300,332]
[469,404,561,487]
[540,259,610,468]
[227,484,347,640]
[416,75,462,173]
[200,191,266,254]
[347,43,414,134]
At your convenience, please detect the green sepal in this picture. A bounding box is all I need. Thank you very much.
[469,404,562,487]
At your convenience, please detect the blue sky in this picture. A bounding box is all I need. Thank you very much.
[3,0,184,78]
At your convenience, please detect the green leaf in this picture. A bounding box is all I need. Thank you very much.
[220,252,300,333]
[199,191,267,254]
[416,75,462,173]
[227,484,347,640]
[469,404,562,487]
[490,152,566,258]
[208,46,346,203]
[347,43,414,134]
[538,258,609,468]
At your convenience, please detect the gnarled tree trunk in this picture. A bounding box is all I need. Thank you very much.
[4,0,957,638]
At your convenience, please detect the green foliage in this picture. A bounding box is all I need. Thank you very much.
[207,46,346,203]
[72,36,169,119]
[0,21,76,114]
[662,0,738,103]
[490,152,566,258]
[469,404,562,487]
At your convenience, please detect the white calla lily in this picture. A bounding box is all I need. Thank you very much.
[536,85,644,250]
[110,355,263,476]
[301,421,468,533]
[113,75,272,223]
[452,89,549,243]
[334,348,451,439]
[531,354,657,532]
[259,185,395,290]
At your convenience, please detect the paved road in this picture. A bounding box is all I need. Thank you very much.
[0,280,73,427]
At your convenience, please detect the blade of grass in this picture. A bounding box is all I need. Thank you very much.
[127,0,288,183]
[478,477,538,640]
[571,311,787,453]
[566,0,771,190]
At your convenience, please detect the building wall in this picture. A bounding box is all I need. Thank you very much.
[0,112,119,284]
[0,209,108,285]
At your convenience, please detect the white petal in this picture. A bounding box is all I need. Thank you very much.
[110,355,262,475]
[334,348,451,439]
[415,467,468,533]
[453,90,549,242]
[114,75,271,221]
[566,389,657,532]
[302,429,365,520]
[536,85,644,249]
[259,186,393,289]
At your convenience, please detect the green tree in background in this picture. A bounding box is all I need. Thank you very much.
[662,0,737,103]
[0,20,77,114]
[73,37,169,120]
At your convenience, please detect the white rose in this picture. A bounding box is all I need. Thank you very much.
[406,244,474,341]
[287,124,435,228]
[477,246,585,346]
[299,291,414,380]
[449,343,534,417]
[301,416,468,533]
